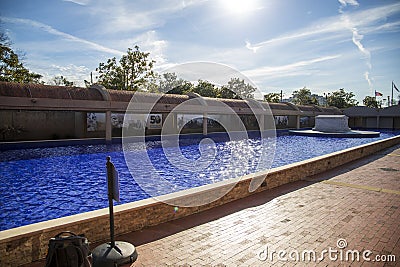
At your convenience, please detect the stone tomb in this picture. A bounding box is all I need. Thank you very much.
[313,115,351,133]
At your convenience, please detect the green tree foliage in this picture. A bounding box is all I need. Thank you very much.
[96,45,155,90]
[264,93,281,103]
[157,72,189,94]
[146,73,161,93]
[148,72,193,94]
[192,80,219,98]
[363,95,380,108]
[218,86,237,99]
[327,88,358,109]
[220,78,256,99]
[148,74,257,99]
[158,72,178,93]
[291,87,319,105]
[145,73,258,99]
[0,32,42,83]
[51,75,74,86]
[167,80,193,95]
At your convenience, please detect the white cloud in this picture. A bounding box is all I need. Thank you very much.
[351,26,371,67]
[338,0,359,6]
[29,63,90,86]
[243,0,399,97]
[85,0,208,34]
[243,55,341,79]
[338,0,359,13]
[106,30,168,67]
[364,21,400,34]
[364,71,373,90]
[63,0,90,6]
[246,2,400,52]
[130,31,168,64]
[0,16,124,56]
[245,41,259,53]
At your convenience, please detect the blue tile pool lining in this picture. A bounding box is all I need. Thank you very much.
[0,130,399,231]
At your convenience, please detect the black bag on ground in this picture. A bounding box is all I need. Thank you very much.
[45,231,91,267]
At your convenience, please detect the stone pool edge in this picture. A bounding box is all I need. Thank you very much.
[1,135,399,266]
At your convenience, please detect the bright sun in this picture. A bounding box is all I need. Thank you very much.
[220,0,261,15]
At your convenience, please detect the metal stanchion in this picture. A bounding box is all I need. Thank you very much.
[92,157,138,267]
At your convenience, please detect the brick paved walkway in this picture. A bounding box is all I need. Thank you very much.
[120,144,400,267]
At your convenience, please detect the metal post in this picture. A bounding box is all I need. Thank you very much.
[92,157,138,266]
[391,81,394,106]
[106,156,115,248]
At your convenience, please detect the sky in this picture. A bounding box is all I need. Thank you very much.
[1,0,399,103]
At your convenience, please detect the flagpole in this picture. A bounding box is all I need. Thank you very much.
[391,81,394,106]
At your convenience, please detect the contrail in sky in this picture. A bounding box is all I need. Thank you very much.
[338,0,373,92]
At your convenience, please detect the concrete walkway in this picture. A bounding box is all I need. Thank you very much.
[120,144,400,267]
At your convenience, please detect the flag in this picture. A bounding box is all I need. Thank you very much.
[393,81,399,92]
[375,91,383,96]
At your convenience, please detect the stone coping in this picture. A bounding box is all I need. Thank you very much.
[289,129,381,138]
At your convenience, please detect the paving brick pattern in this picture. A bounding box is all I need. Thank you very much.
[128,145,400,267]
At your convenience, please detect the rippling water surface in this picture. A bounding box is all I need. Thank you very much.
[0,131,398,230]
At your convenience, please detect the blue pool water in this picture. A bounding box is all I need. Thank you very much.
[0,131,399,231]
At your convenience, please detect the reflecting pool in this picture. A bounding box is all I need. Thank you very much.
[0,130,398,230]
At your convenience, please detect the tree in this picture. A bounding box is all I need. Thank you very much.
[157,72,190,94]
[0,32,42,83]
[218,86,237,99]
[327,88,358,109]
[96,45,155,90]
[192,80,218,98]
[51,75,74,86]
[220,78,256,99]
[363,96,380,108]
[148,72,194,94]
[166,80,193,95]
[264,93,281,103]
[146,72,161,93]
[292,87,318,105]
